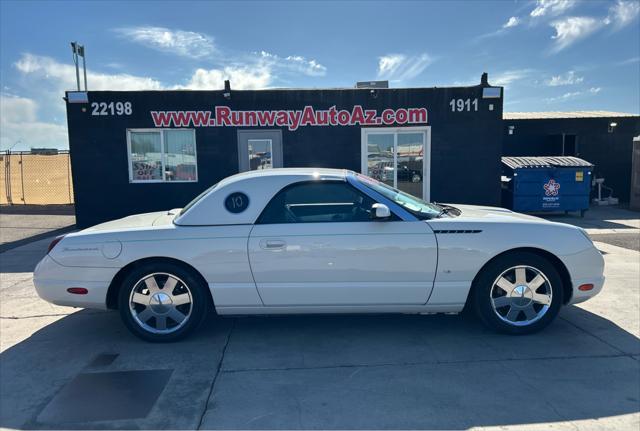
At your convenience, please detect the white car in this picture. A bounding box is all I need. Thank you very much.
[34,168,605,341]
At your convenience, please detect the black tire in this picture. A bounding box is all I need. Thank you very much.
[117,262,209,342]
[472,251,563,335]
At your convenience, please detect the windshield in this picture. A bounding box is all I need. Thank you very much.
[179,183,218,215]
[354,173,442,219]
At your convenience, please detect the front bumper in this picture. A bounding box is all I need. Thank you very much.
[568,275,606,305]
[33,255,118,309]
[563,243,606,305]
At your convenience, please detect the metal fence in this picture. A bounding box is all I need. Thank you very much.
[0,150,74,205]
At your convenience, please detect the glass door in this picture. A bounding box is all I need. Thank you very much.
[248,139,273,170]
[237,130,283,172]
[361,127,430,200]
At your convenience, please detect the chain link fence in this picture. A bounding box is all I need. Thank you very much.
[0,150,74,205]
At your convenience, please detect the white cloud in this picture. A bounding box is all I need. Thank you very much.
[177,51,327,90]
[475,16,521,41]
[6,45,327,149]
[15,53,164,91]
[0,95,68,150]
[616,56,640,66]
[114,26,215,59]
[545,2,638,53]
[179,66,272,90]
[7,54,170,150]
[545,70,584,86]
[0,94,37,123]
[531,0,577,18]
[443,69,532,88]
[550,16,602,52]
[605,0,640,29]
[545,87,602,103]
[377,53,433,82]
[503,16,520,28]
[491,69,533,87]
[545,90,582,102]
[258,51,327,77]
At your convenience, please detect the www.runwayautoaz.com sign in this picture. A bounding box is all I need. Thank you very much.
[150,105,428,131]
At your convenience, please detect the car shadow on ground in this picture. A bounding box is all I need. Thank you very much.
[0,226,76,255]
[1,306,638,429]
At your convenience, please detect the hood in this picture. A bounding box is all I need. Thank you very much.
[83,209,180,232]
[450,204,552,224]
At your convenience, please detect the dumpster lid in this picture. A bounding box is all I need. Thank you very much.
[501,156,593,169]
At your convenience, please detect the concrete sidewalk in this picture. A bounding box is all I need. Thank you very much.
[0,235,638,429]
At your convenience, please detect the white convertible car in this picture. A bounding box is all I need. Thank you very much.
[34,168,604,341]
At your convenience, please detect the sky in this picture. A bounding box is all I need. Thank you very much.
[1,0,639,150]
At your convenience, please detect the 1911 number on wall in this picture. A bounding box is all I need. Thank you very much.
[449,98,478,112]
[91,101,133,116]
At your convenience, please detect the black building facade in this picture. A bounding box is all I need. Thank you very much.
[502,113,640,204]
[66,85,505,227]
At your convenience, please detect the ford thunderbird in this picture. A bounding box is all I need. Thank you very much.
[34,169,605,341]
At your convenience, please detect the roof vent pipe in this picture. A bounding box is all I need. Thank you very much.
[481,72,489,86]
[223,80,231,99]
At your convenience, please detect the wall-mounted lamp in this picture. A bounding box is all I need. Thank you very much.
[508,125,515,135]
[370,89,378,98]
[608,122,617,133]
[223,79,231,99]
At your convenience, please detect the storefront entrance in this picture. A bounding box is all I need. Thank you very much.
[361,126,431,200]
[237,130,283,172]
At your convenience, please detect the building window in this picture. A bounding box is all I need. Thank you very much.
[127,129,197,183]
[361,126,430,201]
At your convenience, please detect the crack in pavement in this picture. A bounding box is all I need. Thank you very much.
[559,315,629,356]
[197,318,236,430]
[219,352,637,375]
[0,312,103,319]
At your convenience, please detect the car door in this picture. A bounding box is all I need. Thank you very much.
[247,180,438,306]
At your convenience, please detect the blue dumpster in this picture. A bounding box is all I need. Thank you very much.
[501,156,593,216]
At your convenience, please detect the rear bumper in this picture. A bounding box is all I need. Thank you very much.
[33,255,117,309]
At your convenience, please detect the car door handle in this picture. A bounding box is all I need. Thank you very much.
[259,239,286,250]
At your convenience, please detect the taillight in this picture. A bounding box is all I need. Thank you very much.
[47,235,66,254]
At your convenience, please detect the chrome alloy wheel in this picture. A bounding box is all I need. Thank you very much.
[490,265,553,327]
[128,272,193,334]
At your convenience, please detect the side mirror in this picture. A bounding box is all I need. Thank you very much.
[372,203,391,219]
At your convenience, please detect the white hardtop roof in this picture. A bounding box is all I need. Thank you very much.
[175,168,350,226]
[217,168,348,187]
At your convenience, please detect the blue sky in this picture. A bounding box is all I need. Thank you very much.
[1,0,639,150]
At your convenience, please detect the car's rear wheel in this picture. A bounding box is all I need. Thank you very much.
[118,262,208,342]
[472,251,563,334]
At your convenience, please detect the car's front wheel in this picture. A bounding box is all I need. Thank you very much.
[472,251,563,334]
[118,262,208,342]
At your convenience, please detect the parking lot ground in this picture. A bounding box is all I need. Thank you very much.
[0,205,76,253]
[541,206,640,252]
[0,207,638,430]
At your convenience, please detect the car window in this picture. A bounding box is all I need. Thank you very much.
[257,181,397,224]
[354,173,441,219]
[179,182,218,215]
